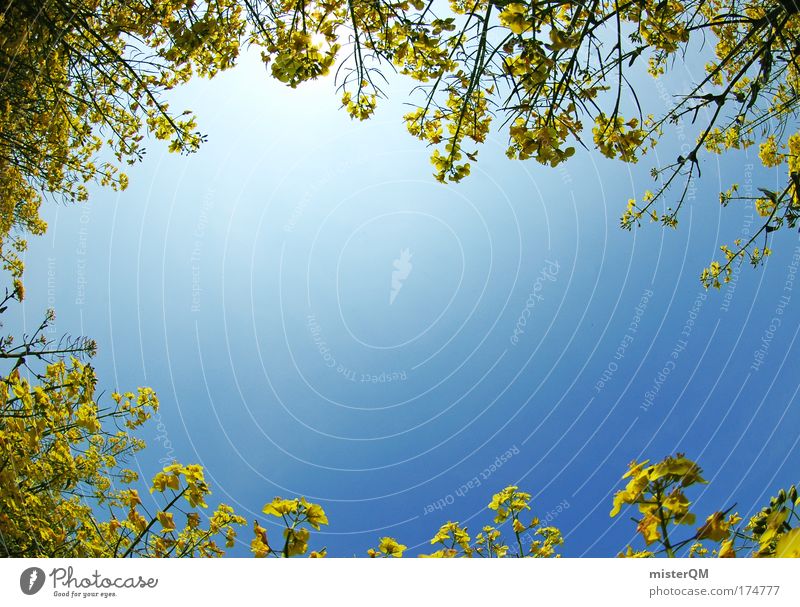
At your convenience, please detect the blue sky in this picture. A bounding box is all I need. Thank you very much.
[15,49,800,556]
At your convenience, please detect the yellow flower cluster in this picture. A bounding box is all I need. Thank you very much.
[0,287,249,558]
[747,486,800,557]
[415,486,562,558]
[3,325,798,561]
[251,496,329,557]
[611,455,706,551]
[613,455,800,558]
[498,4,532,35]
[593,114,647,163]
[269,30,339,88]
[368,537,407,558]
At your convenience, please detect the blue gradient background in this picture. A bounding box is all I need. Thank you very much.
[13,50,800,556]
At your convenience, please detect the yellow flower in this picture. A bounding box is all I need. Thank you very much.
[759,135,781,167]
[488,486,530,523]
[157,511,175,533]
[788,133,800,173]
[75,404,101,432]
[251,537,270,558]
[225,527,236,549]
[718,539,736,558]
[618,545,654,558]
[760,509,789,545]
[182,464,204,484]
[378,537,407,557]
[775,528,800,558]
[119,489,141,508]
[689,543,708,557]
[637,513,662,545]
[250,521,271,557]
[302,499,329,530]
[610,472,649,517]
[262,497,299,518]
[151,470,180,493]
[284,527,310,556]
[650,455,706,486]
[498,4,531,35]
[419,549,457,558]
[696,512,731,542]
[127,507,147,533]
[663,489,695,525]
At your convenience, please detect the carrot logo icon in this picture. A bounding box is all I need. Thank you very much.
[390,249,413,305]
[20,567,45,595]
